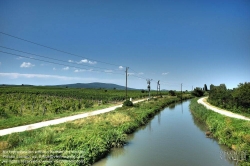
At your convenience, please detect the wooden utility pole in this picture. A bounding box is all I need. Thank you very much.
[125,67,129,100]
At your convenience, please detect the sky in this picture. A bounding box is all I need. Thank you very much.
[0,0,249,90]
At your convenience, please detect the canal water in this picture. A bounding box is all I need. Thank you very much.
[93,100,235,166]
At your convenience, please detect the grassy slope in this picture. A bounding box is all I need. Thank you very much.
[0,95,193,165]
[190,98,250,166]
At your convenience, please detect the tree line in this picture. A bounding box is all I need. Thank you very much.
[208,82,250,114]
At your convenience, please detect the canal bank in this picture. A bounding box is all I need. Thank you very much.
[190,98,250,165]
[93,99,236,166]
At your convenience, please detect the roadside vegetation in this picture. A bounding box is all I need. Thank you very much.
[190,98,250,165]
[0,94,193,166]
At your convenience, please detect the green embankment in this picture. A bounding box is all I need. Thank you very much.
[190,98,250,166]
[0,95,192,166]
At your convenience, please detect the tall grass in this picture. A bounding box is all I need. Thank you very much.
[190,98,250,166]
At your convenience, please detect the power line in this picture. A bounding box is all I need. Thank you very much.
[0,31,123,67]
[0,45,124,73]
[0,50,125,76]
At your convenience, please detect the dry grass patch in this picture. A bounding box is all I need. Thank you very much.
[0,141,8,152]
[107,113,131,126]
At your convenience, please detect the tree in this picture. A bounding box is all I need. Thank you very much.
[192,88,204,97]
[233,82,250,109]
[204,84,208,91]
[169,90,176,96]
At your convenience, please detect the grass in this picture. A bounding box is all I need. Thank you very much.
[190,98,250,166]
[0,95,193,166]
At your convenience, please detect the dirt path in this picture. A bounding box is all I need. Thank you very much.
[0,99,146,136]
[197,97,250,121]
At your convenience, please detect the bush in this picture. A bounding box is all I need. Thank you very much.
[192,88,204,97]
[123,100,133,107]
[169,90,176,96]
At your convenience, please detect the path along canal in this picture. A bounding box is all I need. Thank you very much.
[93,100,236,166]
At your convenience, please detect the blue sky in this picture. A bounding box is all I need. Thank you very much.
[0,0,249,90]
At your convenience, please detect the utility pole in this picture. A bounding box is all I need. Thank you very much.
[157,80,160,96]
[146,79,152,99]
[125,67,129,100]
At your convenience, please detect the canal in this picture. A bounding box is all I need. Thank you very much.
[93,100,235,166]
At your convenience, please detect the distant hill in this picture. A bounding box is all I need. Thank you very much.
[54,82,136,90]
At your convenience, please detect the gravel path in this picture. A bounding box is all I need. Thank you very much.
[197,97,250,121]
[0,99,146,136]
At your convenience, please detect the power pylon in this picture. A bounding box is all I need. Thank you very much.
[146,79,152,99]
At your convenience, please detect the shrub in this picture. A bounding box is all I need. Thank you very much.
[169,90,176,96]
[7,133,21,148]
[123,100,133,107]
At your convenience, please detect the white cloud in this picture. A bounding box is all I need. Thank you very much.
[77,59,97,65]
[78,59,88,64]
[53,67,56,70]
[138,72,144,75]
[162,72,169,75]
[128,72,135,75]
[119,66,123,69]
[20,62,35,68]
[68,60,74,63]
[62,67,69,70]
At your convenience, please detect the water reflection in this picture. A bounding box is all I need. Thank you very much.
[93,100,235,166]
[157,111,161,125]
[169,103,175,110]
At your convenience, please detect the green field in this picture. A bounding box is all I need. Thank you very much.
[0,86,172,129]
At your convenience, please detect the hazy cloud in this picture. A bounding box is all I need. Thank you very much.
[20,62,35,68]
[62,67,69,70]
[53,67,56,70]
[119,66,123,69]
[162,72,169,75]
[68,60,74,63]
[138,72,144,75]
[16,57,23,60]
[88,61,97,65]
[104,70,113,73]
[74,69,85,72]
[74,69,93,72]
[0,72,88,81]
